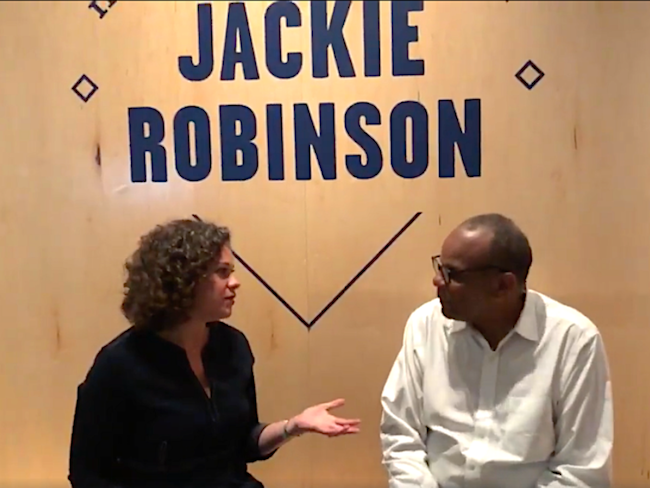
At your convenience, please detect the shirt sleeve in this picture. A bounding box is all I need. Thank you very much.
[380,310,439,488]
[68,349,128,488]
[241,341,276,463]
[536,331,613,488]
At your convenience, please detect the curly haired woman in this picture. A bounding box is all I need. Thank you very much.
[68,217,360,488]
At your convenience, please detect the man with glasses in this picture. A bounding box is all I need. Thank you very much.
[379,213,613,488]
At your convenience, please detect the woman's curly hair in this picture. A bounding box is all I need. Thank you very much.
[120,217,231,332]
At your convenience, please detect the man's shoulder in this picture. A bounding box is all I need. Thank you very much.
[531,290,602,341]
[404,298,452,337]
[408,298,444,322]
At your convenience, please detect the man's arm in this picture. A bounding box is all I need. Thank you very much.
[537,331,613,488]
[380,311,439,488]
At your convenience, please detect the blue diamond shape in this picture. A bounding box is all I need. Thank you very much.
[515,60,544,90]
[71,74,99,102]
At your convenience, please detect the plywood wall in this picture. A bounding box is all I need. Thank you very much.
[2,1,650,487]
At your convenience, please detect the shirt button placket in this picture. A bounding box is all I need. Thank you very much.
[465,347,500,485]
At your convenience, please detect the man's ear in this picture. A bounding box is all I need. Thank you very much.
[496,272,517,295]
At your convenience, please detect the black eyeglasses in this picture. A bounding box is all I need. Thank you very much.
[432,255,509,284]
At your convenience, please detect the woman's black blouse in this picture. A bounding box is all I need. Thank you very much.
[68,321,275,488]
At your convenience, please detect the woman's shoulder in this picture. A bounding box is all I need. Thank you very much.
[206,321,256,364]
[207,320,250,345]
[82,327,141,382]
[95,325,139,357]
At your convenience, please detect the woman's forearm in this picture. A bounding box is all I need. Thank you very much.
[258,417,302,455]
[257,399,359,455]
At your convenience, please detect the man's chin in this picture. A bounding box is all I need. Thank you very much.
[439,302,456,319]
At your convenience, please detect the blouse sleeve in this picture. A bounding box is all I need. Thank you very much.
[240,340,277,463]
[68,349,128,488]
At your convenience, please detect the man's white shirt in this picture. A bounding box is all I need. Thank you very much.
[380,289,613,488]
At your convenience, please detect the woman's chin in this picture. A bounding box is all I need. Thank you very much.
[220,302,234,319]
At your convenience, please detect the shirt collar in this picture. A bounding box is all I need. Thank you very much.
[445,290,540,342]
[133,321,222,356]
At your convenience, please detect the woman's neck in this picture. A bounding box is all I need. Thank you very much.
[159,319,209,354]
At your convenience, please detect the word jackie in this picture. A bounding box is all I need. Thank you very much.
[89,0,116,19]
[127,1,482,183]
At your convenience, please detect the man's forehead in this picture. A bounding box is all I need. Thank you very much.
[441,226,493,267]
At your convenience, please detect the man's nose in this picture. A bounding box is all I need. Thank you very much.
[433,273,445,288]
